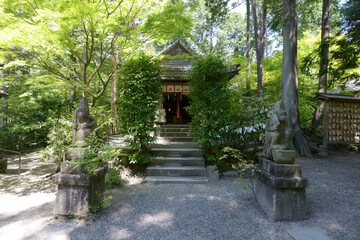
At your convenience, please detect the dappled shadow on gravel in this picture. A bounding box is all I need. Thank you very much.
[67,151,360,240]
[0,193,56,240]
[1,150,359,240]
[0,153,58,196]
[277,151,360,240]
[68,179,292,240]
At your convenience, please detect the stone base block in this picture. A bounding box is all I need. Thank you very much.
[259,158,302,178]
[255,164,308,221]
[0,159,7,173]
[272,149,296,164]
[318,145,328,156]
[53,183,90,217]
[256,178,308,221]
[52,162,107,217]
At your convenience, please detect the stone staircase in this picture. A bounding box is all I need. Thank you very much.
[145,124,208,183]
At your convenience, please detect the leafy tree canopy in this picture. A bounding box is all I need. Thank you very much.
[0,0,192,104]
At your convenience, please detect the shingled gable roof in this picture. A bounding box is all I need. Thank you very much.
[159,40,197,56]
[158,40,239,80]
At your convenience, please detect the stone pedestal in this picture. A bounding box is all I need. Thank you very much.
[52,161,107,217]
[207,165,219,181]
[255,158,308,221]
[318,145,328,156]
[0,159,7,173]
[66,147,86,161]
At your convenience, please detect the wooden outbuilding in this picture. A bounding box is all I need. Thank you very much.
[316,93,360,155]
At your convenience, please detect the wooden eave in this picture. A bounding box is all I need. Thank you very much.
[316,93,360,102]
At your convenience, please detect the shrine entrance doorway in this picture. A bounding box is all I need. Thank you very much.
[163,93,191,124]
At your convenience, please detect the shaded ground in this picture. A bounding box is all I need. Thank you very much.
[0,151,359,240]
[0,153,57,196]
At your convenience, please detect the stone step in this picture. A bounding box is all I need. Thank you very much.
[146,166,206,177]
[156,137,193,142]
[160,124,190,129]
[151,148,202,158]
[109,145,133,151]
[152,157,204,166]
[159,128,191,133]
[151,142,199,149]
[144,176,208,184]
[159,132,191,137]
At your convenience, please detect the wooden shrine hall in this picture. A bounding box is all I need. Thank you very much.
[157,40,239,124]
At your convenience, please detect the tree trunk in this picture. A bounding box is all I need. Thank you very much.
[69,89,76,113]
[246,0,251,91]
[0,55,11,127]
[318,0,330,93]
[262,0,267,58]
[310,0,330,129]
[210,23,213,51]
[281,0,314,157]
[110,43,119,134]
[251,0,264,96]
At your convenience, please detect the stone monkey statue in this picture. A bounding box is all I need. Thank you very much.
[72,97,96,146]
[263,101,292,159]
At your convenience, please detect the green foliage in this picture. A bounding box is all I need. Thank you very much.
[0,77,68,150]
[89,192,112,214]
[220,147,257,198]
[188,54,230,165]
[228,91,274,148]
[328,0,360,83]
[90,105,114,139]
[71,132,121,174]
[117,54,162,164]
[143,0,193,42]
[205,0,229,24]
[267,0,341,38]
[105,167,124,189]
[215,12,247,58]
[40,116,72,162]
[0,0,193,105]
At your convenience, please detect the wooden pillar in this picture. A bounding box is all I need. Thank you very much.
[176,93,181,119]
[320,100,329,156]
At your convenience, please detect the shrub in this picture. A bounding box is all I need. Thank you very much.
[117,53,162,164]
[227,91,274,149]
[0,80,68,151]
[41,116,72,162]
[220,147,258,200]
[105,167,124,189]
[70,132,121,174]
[188,54,231,165]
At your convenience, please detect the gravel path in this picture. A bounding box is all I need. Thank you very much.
[0,151,359,240]
[278,152,360,240]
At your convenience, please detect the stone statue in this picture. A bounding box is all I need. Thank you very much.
[72,97,96,147]
[263,101,293,162]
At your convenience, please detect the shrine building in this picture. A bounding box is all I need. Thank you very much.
[157,40,239,124]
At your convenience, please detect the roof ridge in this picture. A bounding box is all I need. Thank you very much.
[158,39,197,56]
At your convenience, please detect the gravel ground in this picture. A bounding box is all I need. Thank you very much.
[277,151,360,240]
[0,151,359,240]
